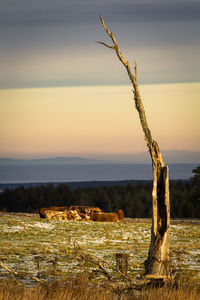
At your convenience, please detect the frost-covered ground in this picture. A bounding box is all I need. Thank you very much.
[0,214,199,285]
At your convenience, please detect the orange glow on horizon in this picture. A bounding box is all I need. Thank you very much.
[0,82,200,158]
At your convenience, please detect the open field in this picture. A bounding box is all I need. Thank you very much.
[0,213,199,286]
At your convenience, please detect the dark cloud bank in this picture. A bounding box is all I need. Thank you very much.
[1,0,200,27]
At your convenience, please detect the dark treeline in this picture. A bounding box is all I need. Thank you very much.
[0,176,199,218]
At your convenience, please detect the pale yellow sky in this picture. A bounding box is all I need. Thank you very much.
[0,82,200,158]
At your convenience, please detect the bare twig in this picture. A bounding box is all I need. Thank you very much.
[95,41,115,49]
[0,261,46,284]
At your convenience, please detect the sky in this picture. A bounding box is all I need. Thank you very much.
[0,0,200,161]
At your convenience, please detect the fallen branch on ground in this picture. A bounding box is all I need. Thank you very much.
[74,242,137,283]
[0,261,46,284]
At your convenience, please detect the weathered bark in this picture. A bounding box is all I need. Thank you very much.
[98,16,171,277]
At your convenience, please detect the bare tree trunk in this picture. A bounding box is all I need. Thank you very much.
[97,16,171,277]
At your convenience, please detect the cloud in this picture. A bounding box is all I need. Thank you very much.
[1,0,199,88]
[0,0,200,27]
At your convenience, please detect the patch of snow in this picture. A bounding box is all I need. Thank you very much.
[110,239,127,243]
[122,232,133,239]
[188,249,200,255]
[4,225,24,232]
[90,238,106,244]
[29,222,55,230]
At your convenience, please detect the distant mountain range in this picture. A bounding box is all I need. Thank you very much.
[0,157,113,165]
[0,150,199,165]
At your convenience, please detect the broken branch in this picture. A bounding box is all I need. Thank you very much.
[74,242,132,282]
[0,261,46,284]
[95,41,115,49]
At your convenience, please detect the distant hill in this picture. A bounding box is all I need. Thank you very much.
[0,157,116,165]
[0,150,199,165]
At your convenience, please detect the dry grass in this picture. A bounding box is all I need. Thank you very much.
[0,277,199,300]
[0,277,116,300]
[140,285,200,300]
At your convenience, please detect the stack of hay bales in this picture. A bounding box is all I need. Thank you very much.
[40,206,102,221]
[39,206,124,222]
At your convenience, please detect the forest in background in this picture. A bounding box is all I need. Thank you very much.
[0,174,199,218]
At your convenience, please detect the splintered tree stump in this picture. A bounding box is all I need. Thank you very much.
[145,164,171,276]
[116,253,129,275]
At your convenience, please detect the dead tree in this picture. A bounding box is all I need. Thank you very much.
[97,16,171,277]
